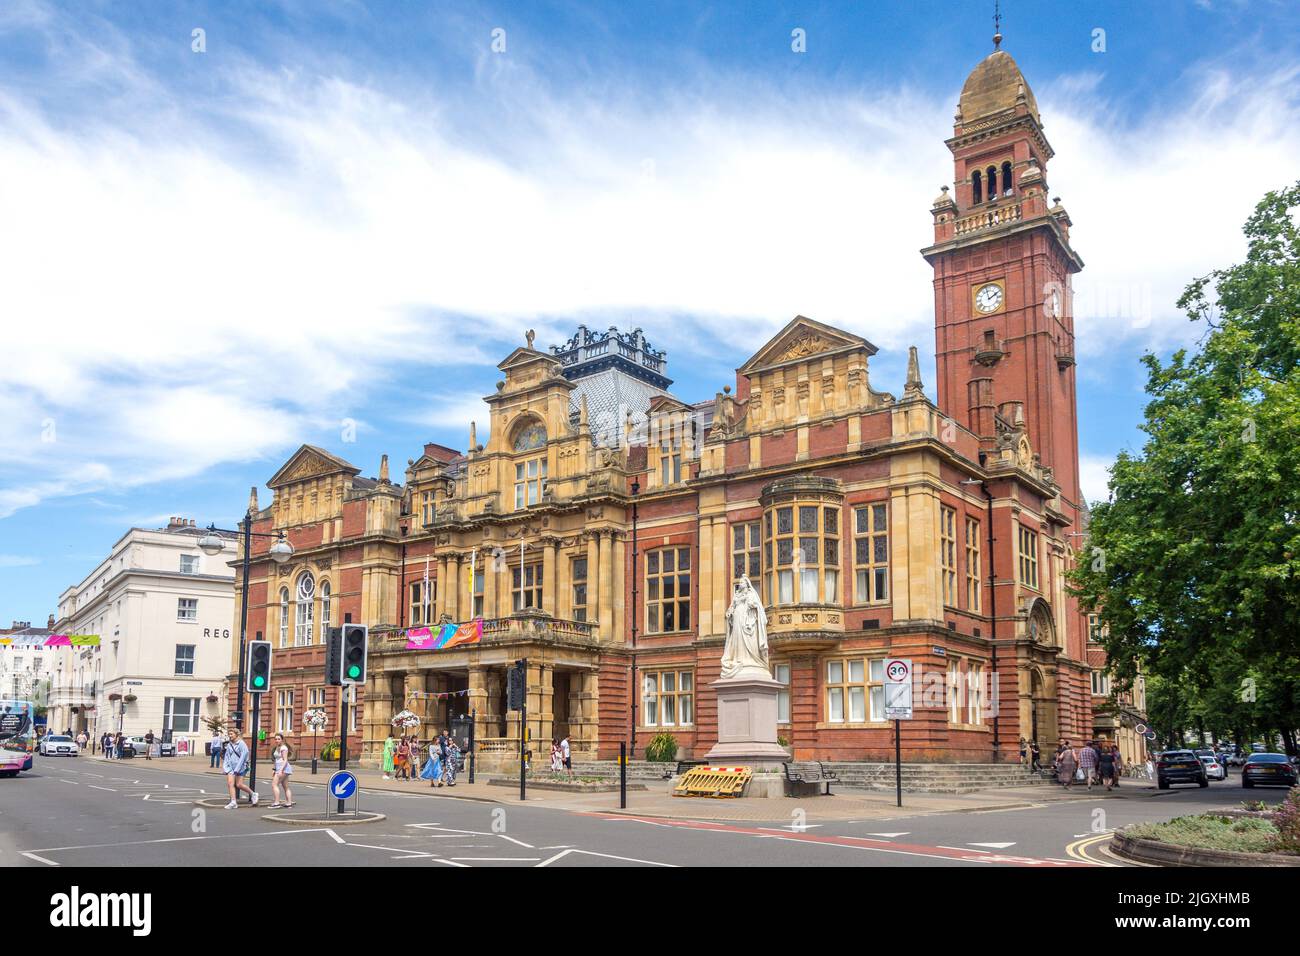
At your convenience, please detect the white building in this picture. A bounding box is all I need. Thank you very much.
[52,518,238,754]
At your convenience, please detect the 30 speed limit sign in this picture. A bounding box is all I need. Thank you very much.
[884,658,913,719]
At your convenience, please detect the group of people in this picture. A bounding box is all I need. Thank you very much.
[217,727,295,809]
[550,735,574,781]
[382,730,462,787]
[1051,739,1124,790]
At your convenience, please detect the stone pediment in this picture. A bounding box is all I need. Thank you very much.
[738,316,878,376]
[268,445,360,489]
[497,347,562,375]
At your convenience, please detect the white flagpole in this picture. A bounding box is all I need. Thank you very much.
[519,541,525,611]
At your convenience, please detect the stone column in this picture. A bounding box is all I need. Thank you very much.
[612,533,626,643]
[698,517,715,636]
[586,532,601,632]
[448,554,462,622]
[467,663,488,737]
[542,539,558,617]
[598,531,614,641]
[527,661,546,756]
[436,555,449,620]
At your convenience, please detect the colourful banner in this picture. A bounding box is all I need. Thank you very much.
[404,619,483,651]
[0,633,98,647]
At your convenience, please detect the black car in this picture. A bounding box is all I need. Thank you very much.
[1241,753,1299,788]
[1156,750,1208,789]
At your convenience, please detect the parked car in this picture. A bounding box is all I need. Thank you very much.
[39,734,79,757]
[120,736,176,758]
[1156,750,1208,789]
[1197,754,1227,781]
[1241,753,1298,789]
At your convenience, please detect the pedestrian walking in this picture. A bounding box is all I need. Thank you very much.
[1078,739,1098,789]
[1030,740,1041,772]
[222,729,258,809]
[76,730,88,751]
[395,735,411,780]
[435,729,450,787]
[560,733,573,782]
[407,736,421,784]
[1111,745,1123,786]
[210,729,224,769]
[381,731,396,780]
[1056,741,1078,789]
[145,729,155,761]
[1098,744,1116,790]
[101,732,111,759]
[114,732,124,760]
[419,741,442,786]
[444,737,460,786]
[269,733,294,808]
[550,738,562,774]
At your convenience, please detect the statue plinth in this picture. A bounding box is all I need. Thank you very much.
[703,673,789,771]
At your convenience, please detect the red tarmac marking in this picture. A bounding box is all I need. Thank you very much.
[580,813,1088,867]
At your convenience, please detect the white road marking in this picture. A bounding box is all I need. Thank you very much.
[536,848,675,868]
[939,845,986,852]
[761,824,824,832]
[865,832,910,837]
[498,834,534,848]
[86,785,117,792]
[449,856,541,862]
[58,779,79,785]
[25,828,334,854]
[22,852,60,866]
[969,842,1017,849]
[324,829,347,844]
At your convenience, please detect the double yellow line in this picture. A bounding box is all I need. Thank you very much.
[1065,832,1132,866]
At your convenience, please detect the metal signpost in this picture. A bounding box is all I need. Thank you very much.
[884,658,914,808]
[326,769,359,818]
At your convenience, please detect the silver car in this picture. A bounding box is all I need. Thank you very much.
[1198,754,1227,781]
[39,734,79,756]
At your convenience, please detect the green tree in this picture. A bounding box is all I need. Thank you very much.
[1072,183,1300,753]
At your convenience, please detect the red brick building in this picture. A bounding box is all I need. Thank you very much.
[227,43,1096,768]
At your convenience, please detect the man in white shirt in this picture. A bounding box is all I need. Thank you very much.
[560,735,573,782]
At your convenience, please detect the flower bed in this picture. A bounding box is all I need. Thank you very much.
[1124,815,1279,854]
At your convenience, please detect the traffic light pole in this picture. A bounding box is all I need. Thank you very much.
[338,685,350,815]
[249,692,260,797]
[468,708,476,785]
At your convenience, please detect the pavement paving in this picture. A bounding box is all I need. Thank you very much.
[4,752,1272,867]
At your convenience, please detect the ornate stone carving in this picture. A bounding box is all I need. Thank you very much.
[778,331,831,362]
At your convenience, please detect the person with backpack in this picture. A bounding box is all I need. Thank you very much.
[269,732,294,808]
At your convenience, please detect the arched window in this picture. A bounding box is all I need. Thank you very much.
[971,169,983,205]
[1001,161,1014,196]
[986,166,998,200]
[319,581,331,643]
[295,572,315,646]
[278,588,289,647]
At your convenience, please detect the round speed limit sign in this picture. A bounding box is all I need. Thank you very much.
[885,659,911,684]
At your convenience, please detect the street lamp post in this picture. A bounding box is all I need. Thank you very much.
[198,512,293,732]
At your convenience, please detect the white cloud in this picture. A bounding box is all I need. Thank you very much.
[0,555,40,568]
[1,15,1297,516]
[1079,454,1115,507]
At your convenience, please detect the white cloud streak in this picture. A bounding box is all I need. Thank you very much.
[1,14,1297,517]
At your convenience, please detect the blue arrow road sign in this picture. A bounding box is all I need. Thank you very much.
[329,770,358,800]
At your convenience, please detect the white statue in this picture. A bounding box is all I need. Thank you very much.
[721,575,770,679]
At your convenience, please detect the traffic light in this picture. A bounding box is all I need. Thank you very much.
[245,640,271,694]
[339,624,368,686]
[507,658,526,711]
[324,627,342,687]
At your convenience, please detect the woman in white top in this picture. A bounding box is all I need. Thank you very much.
[270,733,295,808]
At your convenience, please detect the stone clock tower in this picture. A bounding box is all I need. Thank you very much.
[922,40,1085,515]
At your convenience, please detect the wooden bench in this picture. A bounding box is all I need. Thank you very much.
[782,761,838,796]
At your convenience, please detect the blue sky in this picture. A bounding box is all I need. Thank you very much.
[3,0,1299,623]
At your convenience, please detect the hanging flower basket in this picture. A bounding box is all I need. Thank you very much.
[123,694,137,703]
[108,692,122,701]
[303,707,328,731]
[391,709,420,730]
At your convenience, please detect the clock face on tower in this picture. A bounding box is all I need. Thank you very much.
[974,282,1004,314]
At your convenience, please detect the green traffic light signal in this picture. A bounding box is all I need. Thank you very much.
[347,665,360,678]
[253,676,265,688]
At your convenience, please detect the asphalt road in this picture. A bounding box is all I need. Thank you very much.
[1,758,1273,868]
